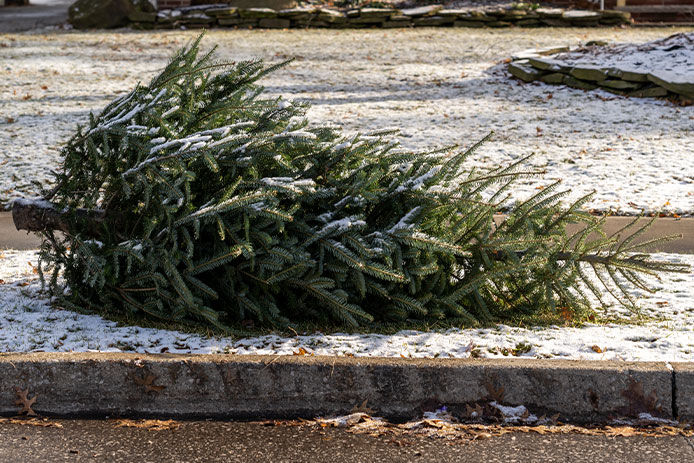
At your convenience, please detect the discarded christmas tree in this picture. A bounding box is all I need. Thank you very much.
[19,35,688,330]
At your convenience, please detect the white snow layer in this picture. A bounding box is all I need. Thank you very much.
[1,249,693,361]
[1,29,693,215]
[546,33,693,83]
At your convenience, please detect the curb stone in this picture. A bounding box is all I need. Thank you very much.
[0,354,688,422]
[672,363,694,420]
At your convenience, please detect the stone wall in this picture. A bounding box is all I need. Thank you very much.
[508,47,694,103]
[130,4,633,29]
[158,0,191,9]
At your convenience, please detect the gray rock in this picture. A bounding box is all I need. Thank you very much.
[516,19,540,27]
[401,5,443,17]
[488,21,512,27]
[453,20,485,28]
[628,86,668,98]
[648,72,694,99]
[607,68,650,83]
[382,20,411,28]
[69,0,135,29]
[540,18,567,26]
[527,57,570,72]
[562,10,600,21]
[182,13,215,24]
[508,60,545,83]
[278,7,316,19]
[349,16,386,24]
[218,17,256,26]
[457,11,493,22]
[358,8,396,18]
[228,0,296,9]
[413,16,454,26]
[563,75,598,91]
[238,8,277,19]
[205,7,239,18]
[569,66,607,82]
[437,9,469,17]
[599,86,628,96]
[317,9,346,23]
[535,7,563,18]
[258,17,290,28]
[539,72,565,84]
[599,79,642,90]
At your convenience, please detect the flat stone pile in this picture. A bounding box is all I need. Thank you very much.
[129,4,632,29]
[508,33,694,103]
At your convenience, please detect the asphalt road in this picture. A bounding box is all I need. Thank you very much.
[0,419,692,463]
[0,0,70,32]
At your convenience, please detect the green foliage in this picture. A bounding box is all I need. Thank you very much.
[38,35,689,331]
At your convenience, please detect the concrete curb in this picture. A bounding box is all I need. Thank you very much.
[0,354,690,422]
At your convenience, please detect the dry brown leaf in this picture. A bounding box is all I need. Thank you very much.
[14,387,38,416]
[350,399,375,415]
[114,419,180,431]
[620,378,661,416]
[591,345,605,353]
[483,377,505,403]
[27,262,38,275]
[0,417,62,428]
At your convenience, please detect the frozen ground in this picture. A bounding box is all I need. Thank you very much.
[1,249,692,361]
[1,27,693,215]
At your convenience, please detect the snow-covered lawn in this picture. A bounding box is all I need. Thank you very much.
[2,249,692,361]
[1,27,693,215]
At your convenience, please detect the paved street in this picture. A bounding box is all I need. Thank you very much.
[0,0,70,32]
[0,419,692,462]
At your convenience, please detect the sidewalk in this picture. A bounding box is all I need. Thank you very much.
[0,0,70,32]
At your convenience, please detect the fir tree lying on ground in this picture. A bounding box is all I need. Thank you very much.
[30,35,688,330]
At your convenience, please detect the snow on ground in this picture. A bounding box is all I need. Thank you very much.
[545,32,693,83]
[1,249,692,361]
[0,28,693,215]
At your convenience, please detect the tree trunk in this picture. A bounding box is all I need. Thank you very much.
[12,198,105,235]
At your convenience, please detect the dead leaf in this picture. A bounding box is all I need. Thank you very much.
[350,399,375,415]
[114,419,180,431]
[591,345,605,354]
[133,374,165,393]
[483,377,505,403]
[0,417,62,428]
[293,347,310,356]
[620,378,661,417]
[15,387,38,416]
